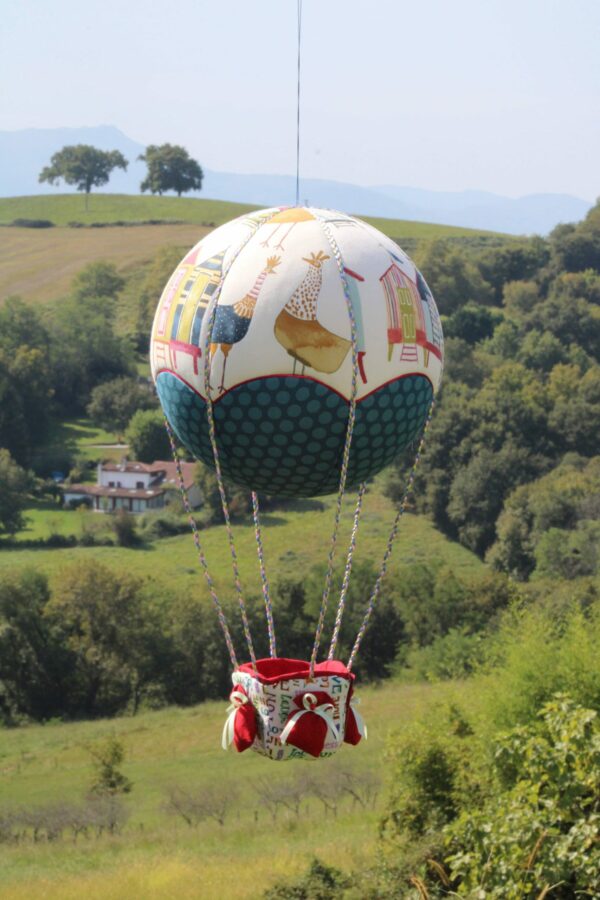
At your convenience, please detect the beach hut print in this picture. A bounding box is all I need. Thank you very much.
[153,251,225,376]
[379,263,421,363]
[379,264,444,367]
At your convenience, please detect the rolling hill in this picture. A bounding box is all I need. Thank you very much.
[0,125,593,234]
[0,193,511,306]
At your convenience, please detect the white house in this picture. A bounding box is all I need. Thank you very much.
[62,460,202,513]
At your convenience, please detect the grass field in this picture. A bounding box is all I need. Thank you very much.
[0,678,461,899]
[0,194,510,306]
[0,222,211,305]
[3,480,483,593]
[0,193,504,236]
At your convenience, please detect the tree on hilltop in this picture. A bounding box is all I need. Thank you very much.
[138,144,203,197]
[39,144,128,209]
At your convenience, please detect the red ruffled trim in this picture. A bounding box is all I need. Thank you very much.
[237,657,354,684]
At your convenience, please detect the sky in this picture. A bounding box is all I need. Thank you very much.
[1,0,599,200]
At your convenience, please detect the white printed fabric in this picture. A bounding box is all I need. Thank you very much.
[231,669,351,761]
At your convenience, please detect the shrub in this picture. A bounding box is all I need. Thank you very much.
[89,736,132,796]
[112,509,138,547]
[264,858,350,900]
[445,695,600,898]
[10,218,54,228]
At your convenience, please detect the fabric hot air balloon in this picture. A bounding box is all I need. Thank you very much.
[150,206,444,498]
[152,206,444,761]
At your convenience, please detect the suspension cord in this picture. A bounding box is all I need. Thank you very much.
[201,211,280,670]
[164,418,238,670]
[309,214,360,677]
[328,481,367,659]
[295,0,303,206]
[252,491,277,657]
[347,400,435,671]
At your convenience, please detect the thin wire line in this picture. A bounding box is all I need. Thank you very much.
[200,210,280,669]
[252,491,277,657]
[328,482,367,660]
[163,417,238,670]
[295,0,302,206]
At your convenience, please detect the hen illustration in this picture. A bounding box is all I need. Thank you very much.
[274,250,351,374]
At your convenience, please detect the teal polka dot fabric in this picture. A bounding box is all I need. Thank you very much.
[156,373,433,497]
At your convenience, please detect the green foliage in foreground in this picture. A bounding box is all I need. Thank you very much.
[273,597,600,899]
[445,695,600,898]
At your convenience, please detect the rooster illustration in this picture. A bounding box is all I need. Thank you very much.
[274,250,351,374]
[210,256,280,392]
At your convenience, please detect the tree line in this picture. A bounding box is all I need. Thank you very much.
[0,558,512,724]
[39,142,203,206]
[387,197,600,581]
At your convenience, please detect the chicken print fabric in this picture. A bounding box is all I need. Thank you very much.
[151,206,444,497]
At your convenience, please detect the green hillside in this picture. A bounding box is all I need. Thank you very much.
[0,678,449,899]
[0,194,513,307]
[0,193,505,239]
[2,478,483,594]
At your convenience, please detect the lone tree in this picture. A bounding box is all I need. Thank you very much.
[138,144,203,197]
[39,145,128,209]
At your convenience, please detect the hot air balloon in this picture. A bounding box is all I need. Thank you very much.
[151,206,443,760]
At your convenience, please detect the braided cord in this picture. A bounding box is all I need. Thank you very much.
[347,400,435,671]
[164,418,238,669]
[327,481,367,660]
[201,211,280,668]
[309,215,360,676]
[252,491,277,657]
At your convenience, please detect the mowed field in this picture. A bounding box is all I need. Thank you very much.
[0,194,508,305]
[0,677,463,899]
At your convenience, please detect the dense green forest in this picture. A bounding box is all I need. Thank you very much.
[1,199,599,897]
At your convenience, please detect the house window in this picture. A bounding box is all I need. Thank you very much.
[108,481,115,487]
[136,481,144,489]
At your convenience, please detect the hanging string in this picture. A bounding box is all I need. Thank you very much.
[252,491,277,657]
[347,400,436,671]
[201,210,280,669]
[309,214,360,676]
[163,417,238,670]
[328,481,367,660]
[295,0,303,206]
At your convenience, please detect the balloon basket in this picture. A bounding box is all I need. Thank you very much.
[222,658,365,761]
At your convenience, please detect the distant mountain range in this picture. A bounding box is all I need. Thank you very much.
[0,125,593,235]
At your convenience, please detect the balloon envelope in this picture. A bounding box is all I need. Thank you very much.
[151,207,443,497]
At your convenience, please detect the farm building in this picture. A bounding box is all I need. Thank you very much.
[62,460,201,513]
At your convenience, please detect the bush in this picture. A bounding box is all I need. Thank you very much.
[264,858,350,900]
[10,218,54,228]
[112,509,138,547]
[445,695,600,898]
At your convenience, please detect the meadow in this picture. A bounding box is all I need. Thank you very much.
[0,677,456,899]
[3,474,483,594]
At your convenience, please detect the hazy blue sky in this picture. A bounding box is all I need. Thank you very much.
[2,0,599,199]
